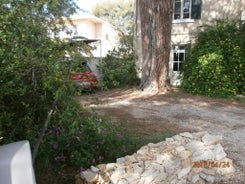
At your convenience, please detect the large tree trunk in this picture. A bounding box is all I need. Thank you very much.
[135,0,173,93]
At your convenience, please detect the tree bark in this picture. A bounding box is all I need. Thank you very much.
[135,0,173,93]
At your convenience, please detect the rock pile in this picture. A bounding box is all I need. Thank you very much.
[76,132,235,184]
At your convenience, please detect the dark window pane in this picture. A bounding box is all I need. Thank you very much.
[183,13,190,19]
[179,62,184,71]
[174,53,179,61]
[173,62,179,71]
[191,0,202,19]
[174,1,181,19]
[179,53,184,61]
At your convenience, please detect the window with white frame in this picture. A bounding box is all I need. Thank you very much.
[173,45,190,71]
[173,0,202,20]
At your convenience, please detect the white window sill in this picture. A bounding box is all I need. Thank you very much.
[172,19,195,24]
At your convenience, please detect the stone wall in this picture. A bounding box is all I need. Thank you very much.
[76,132,235,184]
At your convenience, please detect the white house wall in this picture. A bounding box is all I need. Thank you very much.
[61,13,119,58]
[91,23,119,57]
[74,20,96,39]
[171,0,244,45]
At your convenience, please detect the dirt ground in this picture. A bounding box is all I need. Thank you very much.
[78,88,245,183]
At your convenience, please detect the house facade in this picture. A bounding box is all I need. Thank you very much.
[58,12,119,79]
[60,12,119,58]
[169,0,245,86]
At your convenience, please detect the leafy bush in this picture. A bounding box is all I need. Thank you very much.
[0,1,77,145]
[101,53,139,89]
[182,19,245,97]
[37,111,138,169]
[100,34,139,89]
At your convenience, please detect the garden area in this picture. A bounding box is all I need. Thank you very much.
[0,0,244,183]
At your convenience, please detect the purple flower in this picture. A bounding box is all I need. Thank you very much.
[61,155,66,162]
[54,153,66,162]
[80,167,85,172]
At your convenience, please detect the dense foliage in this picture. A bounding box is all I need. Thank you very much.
[182,19,245,98]
[100,44,139,89]
[0,0,139,180]
[92,0,134,35]
[0,0,78,145]
[39,111,139,168]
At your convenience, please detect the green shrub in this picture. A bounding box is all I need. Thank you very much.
[99,32,139,89]
[101,54,139,89]
[37,111,138,169]
[182,19,245,97]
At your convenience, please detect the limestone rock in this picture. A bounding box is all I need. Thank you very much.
[177,166,191,179]
[117,157,126,164]
[181,158,191,168]
[172,135,183,141]
[180,132,193,138]
[110,168,126,183]
[216,158,235,175]
[179,150,192,159]
[199,172,208,180]
[78,132,235,184]
[153,172,167,183]
[90,166,100,173]
[199,172,216,183]
[192,149,215,162]
[176,146,185,152]
[133,164,143,175]
[191,174,200,183]
[213,144,227,160]
[166,137,174,142]
[106,163,115,171]
[117,179,128,184]
[202,134,222,146]
[80,170,98,183]
[137,146,148,155]
[125,155,137,163]
[186,141,205,152]
[156,154,165,164]
[124,173,140,183]
[192,131,208,139]
[97,164,106,172]
[206,175,215,183]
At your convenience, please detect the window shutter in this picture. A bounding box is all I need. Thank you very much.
[191,0,202,19]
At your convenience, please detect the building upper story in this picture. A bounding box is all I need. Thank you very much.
[169,0,245,86]
[59,11,119,58]
[171,0,245,45]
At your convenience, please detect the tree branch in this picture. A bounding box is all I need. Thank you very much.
[32,108,54,165]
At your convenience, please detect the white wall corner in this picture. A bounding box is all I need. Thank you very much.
[241,11,245,21]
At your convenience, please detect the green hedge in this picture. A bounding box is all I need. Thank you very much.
[182,19,245,98]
